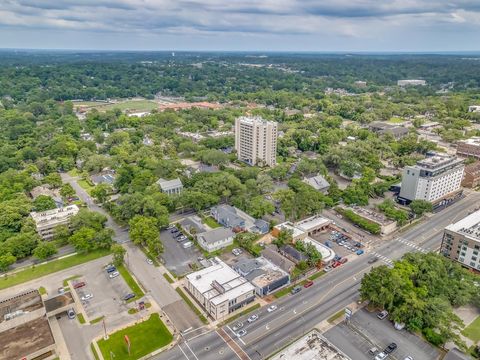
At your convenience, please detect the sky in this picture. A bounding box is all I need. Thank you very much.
[0,0,480,52]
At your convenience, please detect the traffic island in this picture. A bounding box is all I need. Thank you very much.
[94,313,173,360]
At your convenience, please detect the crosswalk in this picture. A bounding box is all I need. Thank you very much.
[370,251,394,267]
[396,237,428,253]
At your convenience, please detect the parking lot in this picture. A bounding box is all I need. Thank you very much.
[72,263,134,321]
[324,308,441,360]
[160,228,203,276]
[312,229,365,262]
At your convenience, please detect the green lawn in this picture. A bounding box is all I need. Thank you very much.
[117,264,145,302]
[77,178,95,195]
[0,249,111,290]
[308,271,326,281]
[67,168,82,177]
[97,313,172,360]
[203,216,221,229]
[102,100,158,112]
[388,117,405,124]
[176,287,208,324]
[462,315,480,343]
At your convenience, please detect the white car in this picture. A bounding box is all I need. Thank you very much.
[267,305,277,312]
[109,271,120,279]
[146,258,154,265]
[375,352,388,360]
[247,314,259,323]
[237,329,247,337]
[81,293,93,301]
[232,322,243,331]
[404,357,414,360]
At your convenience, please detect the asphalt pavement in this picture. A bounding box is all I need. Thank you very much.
[155,190,480,360]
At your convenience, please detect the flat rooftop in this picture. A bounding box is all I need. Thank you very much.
[296,216,332,232]
[30,205,79,227]
[270,330,350,360]
[275,222,305,239]
[345,206,395,226]
[459,137,480,146]
[0,290,43,324]
[445,209,480,242]
[0,316,55,359]
[43,292,74,313]
[415,153,463,170]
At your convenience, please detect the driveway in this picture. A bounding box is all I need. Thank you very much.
[324,308,441,360]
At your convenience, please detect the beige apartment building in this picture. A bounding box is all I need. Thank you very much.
[30,205,79,240]
[441,209,480,272]
[235,116,278,167]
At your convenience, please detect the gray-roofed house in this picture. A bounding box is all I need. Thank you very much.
[303,175,330,193]
[232,257,290,296]
[280,245,309,264]
[156,178,183,195]
[261,244,295,274]
[90,170,116,187]
[180,216,206,235]
[379,126,409,140]
[197,227,235,252]
[211,205,269,234]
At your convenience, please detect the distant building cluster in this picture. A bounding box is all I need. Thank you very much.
[397,79,427,86]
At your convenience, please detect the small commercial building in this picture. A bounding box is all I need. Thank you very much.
[185,258,256,320]
[0,290,74,360]
[261,244,295,274]
[272,222,307,242]
[441,209,480,272]
[468,105,480,113]
[233,257,290,296]
[30,205,79,240]
[197,227,235,252]
[397,79,427,86]
[295,215,332,236]
[156,178,183,195]
[369,122,409,140]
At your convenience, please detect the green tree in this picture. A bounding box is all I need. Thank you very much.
[70,209,107,232]
[91,183,111,203]
[0,253,16,272]
[128,215,159,246]
[43,173,62,188]
[53,225,71,246]
[409,200,433,216]
[33,195,57,212]
[69,227,96,252]
[60,183,76,198]
[111,243,126,266]
[33,242,58,260]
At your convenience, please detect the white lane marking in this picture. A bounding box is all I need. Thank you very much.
[178,344,191,360]
[183,341,200,360]
[238,337,246,345]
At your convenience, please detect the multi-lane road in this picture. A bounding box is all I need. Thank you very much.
[156,190,480,360]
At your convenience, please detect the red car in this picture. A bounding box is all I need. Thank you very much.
[304,280,314,288]
[73,281,86,289]
[332,261,341,268]
[339,258,348,264]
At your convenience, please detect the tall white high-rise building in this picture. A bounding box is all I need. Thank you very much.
[235,116,278,167]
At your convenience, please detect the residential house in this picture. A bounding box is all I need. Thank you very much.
[156,178,183,195]
[197,227,235,252]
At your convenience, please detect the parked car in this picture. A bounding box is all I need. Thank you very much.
[58,287,65,294]
[81,293,93,301]
[232,322,243,331]
[384,343,397,354]
[167,225,175,230]
[324,241,333,248]
[247,314,259,323]
[67,308,76,319]
[375,352,388,360]
[171,228,179,233]
[368,257,379,264]
[237,329,247,337]
[332,261,341,268]
[404,357,414,360]
[73,281,86,289]
[304,280,314,288]
[109,271,120,279]
[356,249,365,255]
[368,347,379,356]
[333,255,342,262]
[339,258,348,264]
[177,236,187,242]
[377,310,389,320]
[267,305,278,312]
[182,241,193,249]
[123,293,135,301]
[291,286,301,295]
[323,265,332,272]
[146,258,154,265]
[106,265,117,273]
[232,248,242,256]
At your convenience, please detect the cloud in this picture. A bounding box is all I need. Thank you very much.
[0,1,479,50]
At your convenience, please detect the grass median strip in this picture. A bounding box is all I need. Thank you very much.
[327,309,345,324]
[97,313,172,360]
[117,264,144,302]
[308,271,326,281]
[176,287,208,324]
[0,249,111,290]
[90,344,100,360]
[90,316,105,324]
[77,313,86,324]
[163,273,174,284]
